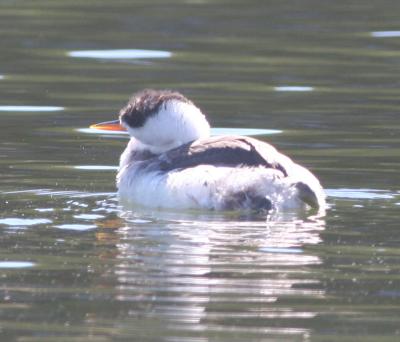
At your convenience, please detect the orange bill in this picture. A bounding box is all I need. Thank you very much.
[90,120,126,131]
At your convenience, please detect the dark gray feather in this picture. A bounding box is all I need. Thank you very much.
[155,135,288,176]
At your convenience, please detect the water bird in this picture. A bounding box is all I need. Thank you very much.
[91,89,325,212]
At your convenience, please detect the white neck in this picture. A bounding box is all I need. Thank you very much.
[124,100,211,154]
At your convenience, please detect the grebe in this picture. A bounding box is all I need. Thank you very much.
[91,89,325,211]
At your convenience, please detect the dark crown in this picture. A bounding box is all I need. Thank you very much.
[119,89,192,128]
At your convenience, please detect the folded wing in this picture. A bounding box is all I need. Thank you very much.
[156,135,289,177]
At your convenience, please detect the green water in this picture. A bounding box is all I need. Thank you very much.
[1,0,400,341]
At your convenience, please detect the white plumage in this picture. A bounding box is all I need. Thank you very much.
[108,89,326,212]
[118,163,322,211]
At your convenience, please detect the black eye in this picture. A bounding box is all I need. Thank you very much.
[121,107,147,128]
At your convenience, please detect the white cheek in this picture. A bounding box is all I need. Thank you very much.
[127,116,174,146]
[124,100,211,153]
[126,126,145,142]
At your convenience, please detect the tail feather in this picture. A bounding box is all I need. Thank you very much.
[295,182,320,209]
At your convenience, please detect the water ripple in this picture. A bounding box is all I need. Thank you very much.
[0,261,35,269]
[0,106,64,112]
[55,224,97,231]
[73,165,118,171]
[274,86,314,92]
[327,188,394,200]
[371,31,400,38]
[68,49,172,59]
[0,218,52,226]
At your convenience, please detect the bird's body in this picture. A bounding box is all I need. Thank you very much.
[93,89,325,212]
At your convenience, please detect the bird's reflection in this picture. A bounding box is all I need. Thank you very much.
[98,209,326,339]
